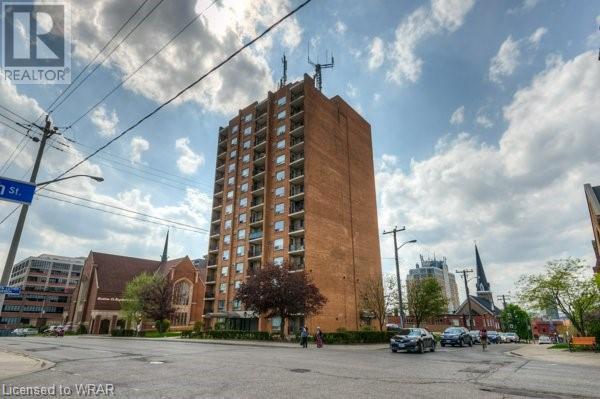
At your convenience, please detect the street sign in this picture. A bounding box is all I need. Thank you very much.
[0,286,21,295]
[0,176,36,205]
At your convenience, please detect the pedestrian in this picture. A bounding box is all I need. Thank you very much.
[300,326,308,348]
[315,327,324,349]
[136,320,143,337]
[480,327,488,351]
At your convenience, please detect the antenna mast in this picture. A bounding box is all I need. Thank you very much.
[279,54,287,89]
[307,44,334,91]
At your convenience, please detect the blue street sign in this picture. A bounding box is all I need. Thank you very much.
[0,286,21,295]
[0,176,36,205]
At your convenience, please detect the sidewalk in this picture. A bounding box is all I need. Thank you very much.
[76,335,388,350]
[0,349,54,380]
[510,344,600,368]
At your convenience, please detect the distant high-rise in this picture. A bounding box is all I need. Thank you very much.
[407,255,460,313]
[584,184,600,274]
[204,74,382,333]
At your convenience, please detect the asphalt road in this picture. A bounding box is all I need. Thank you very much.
[0,336,598,398]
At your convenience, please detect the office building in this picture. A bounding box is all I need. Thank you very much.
[205,74,382,333]
[407,255,460,313]
[584,184,600,273]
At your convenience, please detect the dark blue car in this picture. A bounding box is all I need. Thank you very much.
[390,328,436,354]
[440,327,473,347]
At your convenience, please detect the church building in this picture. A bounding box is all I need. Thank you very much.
[67,233,206,334]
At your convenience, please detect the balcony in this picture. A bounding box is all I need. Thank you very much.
[209,227,220,237]
[290,151,304,166]
[289,256,305,271]
[206,271,216,283]
[290,104,304,120]
[218,131,227,143]
[253,152,266,167]
[255,120,267,133]
[251,181,265,193]
[250,212,263,226]
[249,230,263,241]
[290,184,304,198]
[290,200,304,215]
[216,159,225,170]
[213,198,223,209]
[204,289,216,299]
[289,243,305,254]
[289,220,305,236]
[250,196,264,209]
[252,166,265,179]
[254,135,266,151]
[290,135,304,149]
[248,247,262,258]
[290,168,304,183]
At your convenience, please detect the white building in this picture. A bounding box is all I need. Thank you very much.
[407,255,460,313]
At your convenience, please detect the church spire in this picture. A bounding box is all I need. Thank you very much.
[475,244,490,292]
[161,230,169,262]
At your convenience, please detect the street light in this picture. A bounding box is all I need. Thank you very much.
[36,174,104,187]
[395,239,417,328]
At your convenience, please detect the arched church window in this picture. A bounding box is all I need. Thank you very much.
[173,280,191,305]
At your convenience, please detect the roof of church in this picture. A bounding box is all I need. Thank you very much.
[470,295,501,315]
[475,245,490,292]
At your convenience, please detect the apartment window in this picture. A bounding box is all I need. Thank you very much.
[277,139,285,149]
[274,220,285,232]
[243,140,251,149]
[228,163,235,173]
[241,183,249,193]
[230,150,237,159]
[221,266,229,276]
[244,126,252,136]
[276,171,285,181]
[219,283,227,293]
[274,186,285,198]
[276,155,285,165]
[277,125,286,135]
[236,245,245,256]
[271,316,281,331]
[227,190,234,200]
[242,154,250,163]
[240,197,248,208]
[228,176,235,186]
[223,234,231,245]
[275,203,284,214]
[233,299,241,310]
[238,229,246,240]
[231,137,238,146]
[277,96,286,106]
[225,204,233,214]
[224,219,232,230]
[222,250,230,260]
[232,125,239,133]
[234,281,242,289]
[274,238,284,251]
[274,257,284,266]
[242,168,249,178]
[235,263,243,274]
[238,213,247,224]
[218,300,225,310]
[244,113,252,122]
[277,110,286,120]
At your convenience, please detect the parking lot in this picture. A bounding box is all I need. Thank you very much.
[0,336,599,398]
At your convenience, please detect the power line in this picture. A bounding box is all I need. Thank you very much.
[64,0,219,130]
[43,187,208,232]
[35,192,206,234]
[0,104,35,125]
[42,0,151,117]
[52,0,314,181]
[49,0,166,115]
[0,205,20,226]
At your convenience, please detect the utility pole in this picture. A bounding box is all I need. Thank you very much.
[456,269,474,330]
[496,294,510,309]
[383,226,406,328]
[1,115,58,286]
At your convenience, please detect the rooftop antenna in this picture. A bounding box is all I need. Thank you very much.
[307,43,334,92]
[279,53,287,89]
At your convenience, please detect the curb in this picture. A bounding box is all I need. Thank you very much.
[0,349,55,381]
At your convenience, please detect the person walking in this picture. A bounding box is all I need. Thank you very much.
[300,326,308,348]
[315,327,324,349]
[480,327,488,351]
[136,320,143,337]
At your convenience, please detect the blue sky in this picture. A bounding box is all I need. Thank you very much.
[1,0,599,302]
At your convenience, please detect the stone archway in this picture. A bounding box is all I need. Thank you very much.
[99,319,111,334]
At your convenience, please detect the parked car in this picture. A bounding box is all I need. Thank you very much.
[12,328,38,336]
[504,332,520,343]
[440,327,473,347]
[386,323,400,332]
[487,331,500,344]
[390,328,436,353]
[538,335,552,344]
[469,330,481,344]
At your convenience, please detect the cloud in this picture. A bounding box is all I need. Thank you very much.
[90,105,119,137]
[175,137,204,174]
[71,0,303,115]
[385,0,475,85]
[489,36,520,84]
[507,0,540,14]
[346,83,358,98]
[367,37,385,70]
[528,27,547,47]
[130,136,150,164]
[335,20,347,35]
[377,50,600,298]
[450,106,465,125]
[586,15,600,48]
[475,114,493,128]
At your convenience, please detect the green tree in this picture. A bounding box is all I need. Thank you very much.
[500,304,531,340]
[406,277,448,327]
[518,258,600,336]
[359,275,387,331]
[122,273,175,334]
[122,272,154,325]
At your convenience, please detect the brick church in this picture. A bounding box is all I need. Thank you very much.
[68,233,206,334]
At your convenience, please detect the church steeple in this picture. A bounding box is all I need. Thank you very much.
[475,244,490,292]
[161,230,169,262]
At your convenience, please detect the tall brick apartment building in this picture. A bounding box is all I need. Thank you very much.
[205,74,382,333]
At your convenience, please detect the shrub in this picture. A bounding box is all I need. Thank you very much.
[111,329,136,337]
[193,320,204,333]
[180,329,193,338]
[336,327,348,333]
[214,322,226,331]
[185,330,271,341]
[360,325,374,332]
[77,324,87,335]
[321,330,396,344]
[155,319,170,334]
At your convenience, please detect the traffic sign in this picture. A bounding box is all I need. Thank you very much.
[0,176,36,205]
[0,286,21,295]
